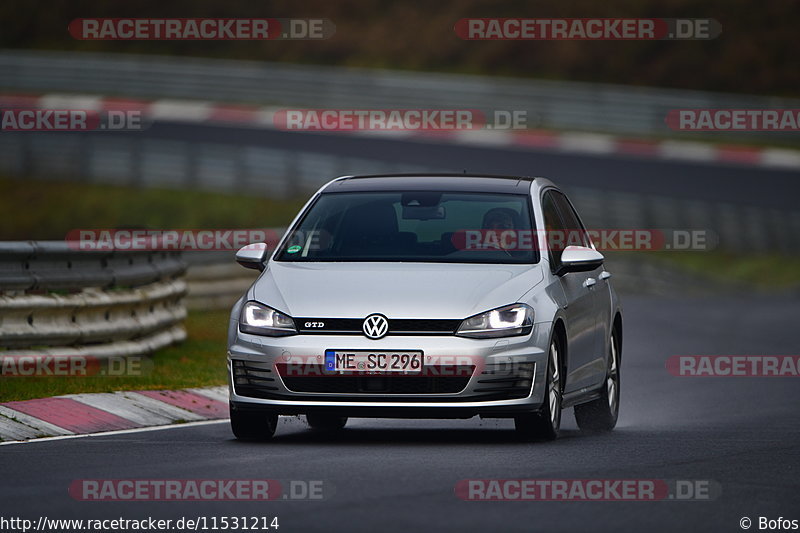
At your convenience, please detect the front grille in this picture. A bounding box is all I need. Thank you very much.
[294,317,461,335]
[231,359,535,402]
[277,364,473,394]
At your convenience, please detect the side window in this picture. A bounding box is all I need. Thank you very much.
[552,191,592,249]
[541,191,566,269]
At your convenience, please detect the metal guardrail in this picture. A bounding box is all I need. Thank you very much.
[0,242,185,291]
[181,250,256,310]
[1,131,799,254]
[0,243,187,358]
[0,132,435,196]
[184,261,256,311]
[2,49,799,139]
[0,50,798,256]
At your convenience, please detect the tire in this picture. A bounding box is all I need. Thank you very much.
[515,338,562,441]
[230,408,278,441]
[574,332,620,433]
[306,413,348,432]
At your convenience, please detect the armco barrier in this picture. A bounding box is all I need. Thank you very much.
[0,243,187,360]
[182,252,258,311]
[3,126,799,254]
[1,50,799,255]
[2,49,798,139]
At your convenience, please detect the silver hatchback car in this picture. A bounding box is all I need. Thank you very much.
[228,174,622,441]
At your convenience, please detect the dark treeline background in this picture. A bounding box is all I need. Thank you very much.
[0,0,797,96]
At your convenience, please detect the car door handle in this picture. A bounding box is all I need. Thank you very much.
[599,271,612,281]
[583,278,597,288]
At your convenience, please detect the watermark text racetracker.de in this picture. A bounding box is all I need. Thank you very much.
[66,229,281,251]
[68,479,328,501]
[666,355,800,377]
[1,354,150,378]
[455,18,721,40]
[666,109,800,131]
[69,18,335,40]
[0,109,147,132]
[452,228,713,252]
[273,109,531,131]
[455,479,721,501]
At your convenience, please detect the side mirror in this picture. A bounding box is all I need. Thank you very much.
[557,245,604,275]
[235,242,268,271]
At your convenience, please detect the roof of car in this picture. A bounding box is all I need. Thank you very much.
[322,174,536,194]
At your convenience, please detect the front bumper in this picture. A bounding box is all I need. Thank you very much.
[227,322,551,418]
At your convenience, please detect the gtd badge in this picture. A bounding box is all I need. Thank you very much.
[362,314,389,339]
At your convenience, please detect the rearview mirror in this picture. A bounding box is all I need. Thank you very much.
[235,242,268,271]
[558,245,604,274]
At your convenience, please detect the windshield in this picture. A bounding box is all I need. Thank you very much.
[274,191,538,264]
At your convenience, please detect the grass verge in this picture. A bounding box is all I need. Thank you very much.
[0,310,229,403]
[0,175,304,240]
[612,251,800,290]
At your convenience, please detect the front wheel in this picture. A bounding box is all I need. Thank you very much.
[515,338,561,441]
[230,408,278,441]
[574,332,620,432]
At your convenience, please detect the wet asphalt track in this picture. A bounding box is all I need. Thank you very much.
[107,122,800,209]
[3,293,799,533]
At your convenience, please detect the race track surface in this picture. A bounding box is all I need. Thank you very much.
[4,294,799,533]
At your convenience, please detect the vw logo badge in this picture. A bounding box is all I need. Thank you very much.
[362,314,389,339]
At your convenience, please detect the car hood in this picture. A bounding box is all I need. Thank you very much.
[250,261,544,319]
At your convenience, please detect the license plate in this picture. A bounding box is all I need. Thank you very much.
[325,350,424,373]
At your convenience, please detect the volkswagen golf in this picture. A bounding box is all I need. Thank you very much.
[227,174,622,441]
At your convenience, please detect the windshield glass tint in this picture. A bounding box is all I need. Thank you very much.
[275,191,538,263]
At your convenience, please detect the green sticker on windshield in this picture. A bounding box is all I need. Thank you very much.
[287,245,302,254]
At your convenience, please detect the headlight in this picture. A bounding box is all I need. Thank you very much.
[456,303,533,338]
[239,301,296,337]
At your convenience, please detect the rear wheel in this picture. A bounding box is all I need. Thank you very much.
[230,408,278,441]
[574,332,620,432]
[515,338,561,441]
[306,414,348,432]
